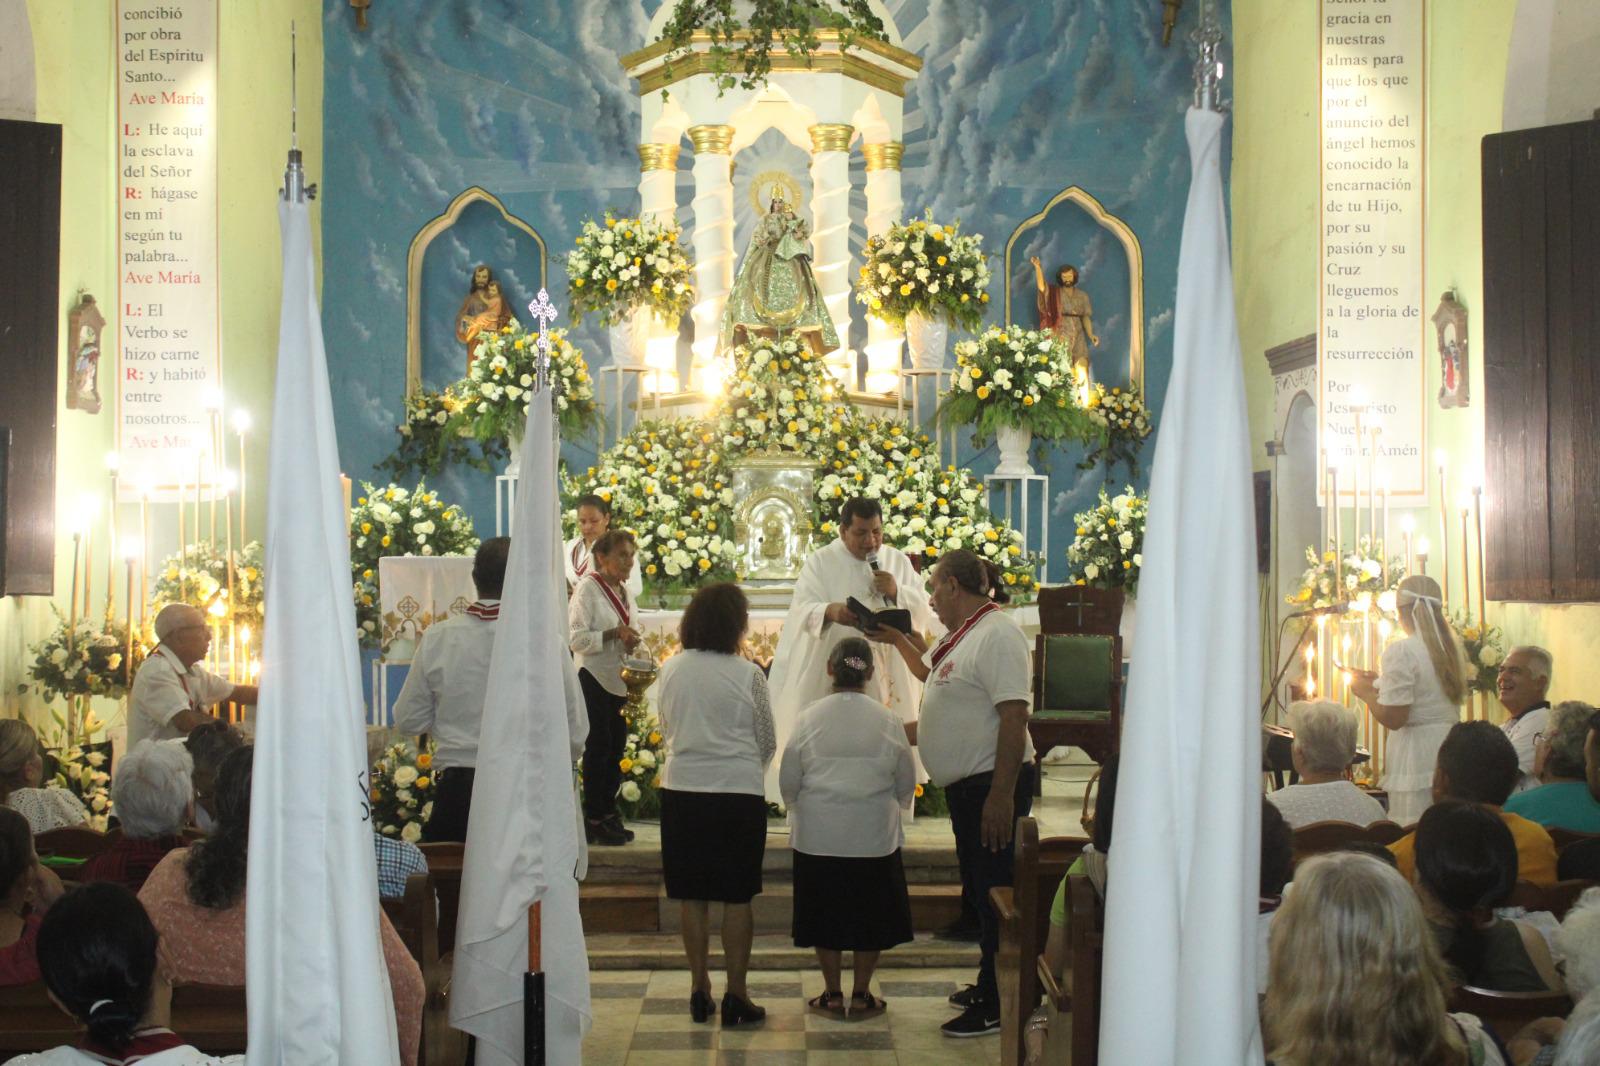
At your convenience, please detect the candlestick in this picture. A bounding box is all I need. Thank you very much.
[1331,463,1343,601]
[1303,644,1316,700]
[1379,469,1390,584]
[1416,536,1430,579]
[79,493,97,628]
[121,538,141,688]
[194,448,203,556]
[137,478,151,634]
[1472,483,1486,624]
[1435,450,1450,609]
[1459,499,1472,625]
[1368,424,1382,553]
[67,530,82,649]
[1401,514,1416,576]
[104,453,119,621]
[1316,614,1330,704]
[1351,406,1364,553]
[233,410,251,543]
[222,468,237,682]
[176,459,188,599]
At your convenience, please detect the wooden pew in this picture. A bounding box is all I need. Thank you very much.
[1449,986,1573,1043]
[1291,819,1406,863]
[1504,878,1598,920]
[991,818,1087,1066]
[1549,827,1600,853]
[0,981,76,1054]
[170,985,249,1055]
[417,842,464,956]
[1065,872,1105,1066]
[382,870,468,1066]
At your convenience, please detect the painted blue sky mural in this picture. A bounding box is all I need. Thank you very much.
[320,0,1230,578]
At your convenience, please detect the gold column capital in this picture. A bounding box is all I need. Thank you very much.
[638,143,681,172]
[687,124,735,154]
[863,141,904,172]
[808,123,855,154]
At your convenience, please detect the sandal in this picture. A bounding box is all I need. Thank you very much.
[848,991,886,1020]
[808,991,846,1018]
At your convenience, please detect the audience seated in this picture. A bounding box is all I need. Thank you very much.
[0,721,89,834]
[1267,700,1388,828]
[82,741,191,891]
[1390,721,1558,885]
[1507,889,1600,1064]
[1557,712,1600,882]
[182,721,244,835]
[137,746,424,1065]
[1505,703,1600,833]
[0,806,64,987]
[1042,753,1118,982]
[1256,800,1295,995]
[1264,852,1507,1065]
[6,881,244,1065]
[1414,800,1562,992]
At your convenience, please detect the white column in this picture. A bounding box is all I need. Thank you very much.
[687,124,734,394]
[637,143,681,394]
[862,140,905,395]
[808,123,855,391]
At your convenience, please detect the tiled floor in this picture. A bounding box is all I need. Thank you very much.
[584,967,1003,1065]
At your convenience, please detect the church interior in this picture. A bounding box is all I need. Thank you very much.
[0,0,1598,1063]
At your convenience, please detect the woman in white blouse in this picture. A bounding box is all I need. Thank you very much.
[1350,574,1468,825]
[780,637,915,1019]
[568,529,641,847]
[1267,700,1388,828]
[655,583,776,1028]
[564,493,643,600]
[0,720,90,834]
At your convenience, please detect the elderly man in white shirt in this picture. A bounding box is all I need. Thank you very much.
[1499,645,1554,793]
[127,604,257,752]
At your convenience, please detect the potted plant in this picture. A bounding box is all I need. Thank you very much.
[940,326,1084,475]
[856,213,990,368]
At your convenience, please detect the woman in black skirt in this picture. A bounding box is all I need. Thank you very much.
[778,636,917,1019]
[654,583,776,1026]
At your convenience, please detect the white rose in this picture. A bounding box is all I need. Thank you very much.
[414,520,436,535]
[1085,563,1100,580]
[1118,531,1135,550]
[636,750,656,768]
[401,821,423,843]
[620,781,641,802]
[393,766,418,788]
[49,648,67,665]
[1479,644,1503,667]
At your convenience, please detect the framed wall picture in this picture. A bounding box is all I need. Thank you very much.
[1432,289,1469,409]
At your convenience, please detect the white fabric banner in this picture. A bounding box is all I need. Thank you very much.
[114,0,223,503]
[1098,108,1264,1065]
[245,197,399,1064]
[451,390,591,1062]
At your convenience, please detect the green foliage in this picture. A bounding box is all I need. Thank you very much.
[856,214,991,333]
[658,0,889,95]
[939,326,1091,448]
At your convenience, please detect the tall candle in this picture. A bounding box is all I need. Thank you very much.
[67,531,82,647]
[176,461,188,597]
[1416,537,1430,579]
[233,410,251,543]
[1401,514,1416,576]
[1379,468,1390,584]
[194,449,203,553]
[1435,450,1450,608]
[1351,408,1363,552]
[104,453,119,620]
[1331,464,1342,601]
[1459,501,1472,625]
[1472,484,1486,624]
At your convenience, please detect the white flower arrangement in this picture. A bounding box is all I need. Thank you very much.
[614,711,666,818]
[350,481,479,647]
[151,539,266,636]
[370,741,437,838]
[1080,382,1155,478]
[1288,536,1403,610]
[462,321,598,443]
[942,326,1087,446]
[566,212,694,328]
[855,212,991,331]
[1067,487,1149,595]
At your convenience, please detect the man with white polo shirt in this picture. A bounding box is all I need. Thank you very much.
[1500,645,1554,793]
[127,604,258,752]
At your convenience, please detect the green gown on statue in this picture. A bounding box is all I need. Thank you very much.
[720,199,841,357]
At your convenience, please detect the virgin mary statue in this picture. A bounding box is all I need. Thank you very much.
[720,194,840,358]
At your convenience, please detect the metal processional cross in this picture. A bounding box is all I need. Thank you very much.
[526,289,559,395]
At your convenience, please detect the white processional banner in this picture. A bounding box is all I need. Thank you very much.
[1318,0,1427,500]
[115,0,221,504]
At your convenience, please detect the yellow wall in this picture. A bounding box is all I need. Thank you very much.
[0,1,322,725]
[1234,0,1600,707]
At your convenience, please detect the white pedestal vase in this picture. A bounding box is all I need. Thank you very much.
[607,310,649,369]
[993,423,1035,476]
[904,311,949,369]
[1119,593,1136,657]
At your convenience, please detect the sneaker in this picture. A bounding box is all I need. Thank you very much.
[940,1002,1001,1038]
[602,813,635,842]
[947,983,981,1008]
[584,817,628,846]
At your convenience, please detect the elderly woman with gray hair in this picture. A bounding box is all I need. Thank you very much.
[82,741,192,891]
[1504,701,1600,833]
[1266,701,1388,828]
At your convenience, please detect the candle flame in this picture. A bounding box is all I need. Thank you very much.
[120,536,143,562]
[1400,514,1415,533]
[1433,448,1449,468]
[231,409,252,435]
[1416,535,1430,556]
[104,451,121,473]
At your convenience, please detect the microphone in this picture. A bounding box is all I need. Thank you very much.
[1284,603,1353,620]
[866,551,881,572]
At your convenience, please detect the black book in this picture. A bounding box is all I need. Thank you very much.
[846,596,913,634]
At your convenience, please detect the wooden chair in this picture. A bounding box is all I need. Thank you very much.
[1029,632,1123,784]
[1034,955,1072,1066]
[1291,819,1406,863]
[1065,872,1106,1066]
[35,826,112,860]
[417,841,465,956]
[1549,827,1600,853]
[1504,878,1599,919]
[381,870,467,1066]
[0,981,76,1054]
[991,818,1088,1066]
[1037,585,1124,636]
[1449,985,1573,1043]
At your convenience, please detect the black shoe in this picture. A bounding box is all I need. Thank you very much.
[947,983,981,1008]
[941,1001,1001,1038]
[602,813,635,842]
[935,917,982,943]
[688,989,715,1023]
[720,992,766,1027]
[584,817,628,846]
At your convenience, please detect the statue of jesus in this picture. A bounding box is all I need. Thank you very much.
[720,194,840,358]
[1031,256,1099,379]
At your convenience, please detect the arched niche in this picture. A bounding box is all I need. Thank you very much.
[406,187,548,395]
[1003,186,1145,392]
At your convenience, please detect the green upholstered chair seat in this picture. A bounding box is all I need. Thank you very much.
[1036,634,1117,713]
[1032,706,1112,722]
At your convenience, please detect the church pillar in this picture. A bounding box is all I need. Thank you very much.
[637,143,681,392]
[862,140,905,395]
[687,124,735,394]
[808,123,855,392]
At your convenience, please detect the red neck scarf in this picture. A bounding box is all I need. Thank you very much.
[80,1027,187,1064]
[588,571,631,627]
[465,600,500,621]
[929,601,1001,670]
[571,539,592,577]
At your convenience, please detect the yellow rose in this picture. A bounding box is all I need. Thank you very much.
[899,283,913,296]
[960,294,970,303]
[649,731,662,744]
[574,278,586,287]
[969,366,982,379]
[361,522,373,534]
[698,558,711,570]
[936,255,948,266]
[605,279,619,292]
[1004,572,1017,585]
[914,783,925,798]
[1023,396,1035,406]
[980,293,990,303]
[415,776,431,789]
[976,386,991,399]
[380,535,392,547]
[416,753,432,769]
[646,564,658,574]
[619,757,633,772]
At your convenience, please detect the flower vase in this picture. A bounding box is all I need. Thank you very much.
[905,311,949,370]
[504,422,523,478]
[608,310,649,369]
[994,424,1035,476]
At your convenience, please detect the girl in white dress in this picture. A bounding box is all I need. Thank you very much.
[1350,575,1468,825]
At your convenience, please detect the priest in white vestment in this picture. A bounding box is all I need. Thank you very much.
[765,497,939,798]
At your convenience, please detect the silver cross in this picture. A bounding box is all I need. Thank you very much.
[526,288,559,391]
